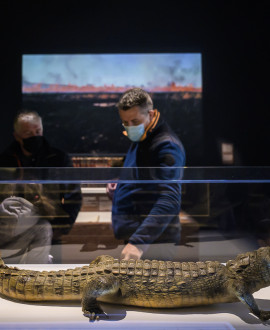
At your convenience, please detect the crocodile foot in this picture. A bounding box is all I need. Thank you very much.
[259,310,270,322]
[83,306,108,322]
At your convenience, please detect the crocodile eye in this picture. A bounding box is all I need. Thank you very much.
[235,264,248,273]
[239,264,248,269]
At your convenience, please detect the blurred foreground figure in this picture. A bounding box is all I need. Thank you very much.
[0,193,53,263]
[0,111,82,263]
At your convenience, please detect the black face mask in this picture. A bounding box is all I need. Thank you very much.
[22,136,44,154]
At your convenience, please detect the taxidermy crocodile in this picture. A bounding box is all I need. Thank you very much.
[0,247,270,323]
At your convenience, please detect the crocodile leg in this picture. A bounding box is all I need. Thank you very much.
[81,274,120,321]
[235,289,270,322]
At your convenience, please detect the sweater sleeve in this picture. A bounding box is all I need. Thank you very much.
[128,141,185,245]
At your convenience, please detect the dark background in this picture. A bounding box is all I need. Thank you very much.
[1,0,269,166]
[22,92,203,164]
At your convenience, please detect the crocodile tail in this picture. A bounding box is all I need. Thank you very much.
[0,259,4,268]
[0,258,5,268]
[0,251,5,268]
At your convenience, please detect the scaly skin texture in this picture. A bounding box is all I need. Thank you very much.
[0,247,270,322]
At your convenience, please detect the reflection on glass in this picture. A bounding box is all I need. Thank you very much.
[0,167,269,264]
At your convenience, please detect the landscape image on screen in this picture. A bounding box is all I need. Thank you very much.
[22,53,202,164]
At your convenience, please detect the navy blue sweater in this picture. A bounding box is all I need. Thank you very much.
[112,113,185,246]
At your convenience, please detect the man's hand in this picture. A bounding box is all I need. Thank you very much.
[121,243,143,260]
[106,183,117,200]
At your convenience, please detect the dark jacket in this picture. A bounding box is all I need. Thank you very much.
[0,139,71,167]
[0,139,82,239]
[112,112,185,245]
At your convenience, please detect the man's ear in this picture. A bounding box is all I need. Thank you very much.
[149,109,155,121]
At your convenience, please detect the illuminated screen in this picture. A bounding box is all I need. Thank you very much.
[22,54,202,163]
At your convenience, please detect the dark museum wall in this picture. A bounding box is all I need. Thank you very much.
[0,0,269,166]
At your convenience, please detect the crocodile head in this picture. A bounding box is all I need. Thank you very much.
[258,246,270,275]
[226,247,270,285]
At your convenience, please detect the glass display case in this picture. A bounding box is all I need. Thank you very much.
[0,166,269,330]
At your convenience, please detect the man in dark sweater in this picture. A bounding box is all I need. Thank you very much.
[110,88,185,261]
[0,110,82,263]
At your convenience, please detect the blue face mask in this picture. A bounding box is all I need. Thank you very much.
[124,123,145,142]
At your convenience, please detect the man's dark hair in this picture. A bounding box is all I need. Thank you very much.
[117,88,153,113]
